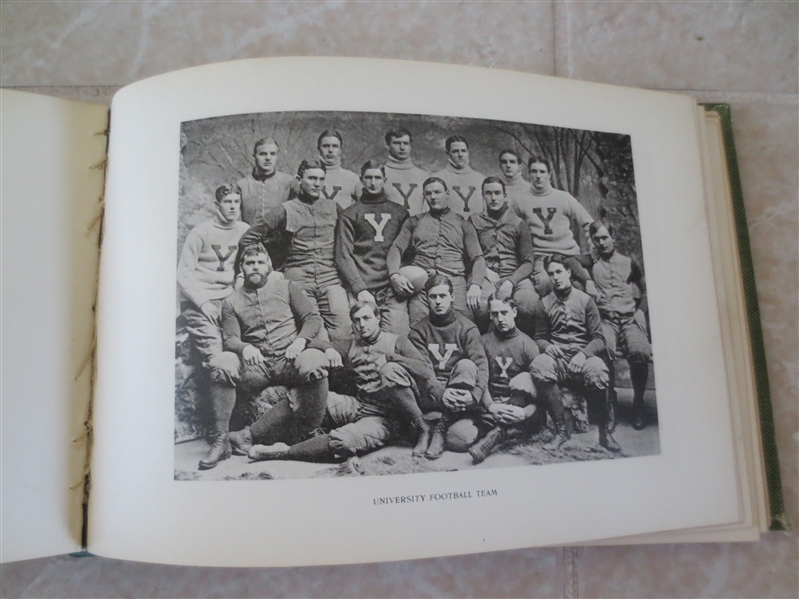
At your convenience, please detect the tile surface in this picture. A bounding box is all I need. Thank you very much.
[565,2,799,93]
[0,1,554,86]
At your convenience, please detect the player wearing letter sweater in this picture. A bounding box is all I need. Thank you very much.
[387,177,486,325]
[239,159,351,340]
[432,136,486,215]
[177,184,250,368]
[498,149,530,205]
[408,276,489,459]
[383,128,429,216]
[242,301,437,462]
[336,160,411,335]
[316,129,361,209]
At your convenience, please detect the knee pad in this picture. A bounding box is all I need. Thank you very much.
[509,372,536,397]
[584,357,609,389]
[531,354,557,383]
[380,361,413,388]
[294,348,329,380]
[208,352,241,386]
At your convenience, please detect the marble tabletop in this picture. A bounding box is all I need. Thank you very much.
[1,2,796,598]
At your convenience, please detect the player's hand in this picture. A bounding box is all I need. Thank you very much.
[242,345,266,367]
[466,284,481,311]
[585,280,598,298]
[285,337,307,361]
[442,388,473,412]
[545,344,566,360]
[500,405,527,423]
[357,290,377,305]
[497,280,514,301]
[389,274,415,297]
[199,301,220,325]
[325,348,343,368]
[567,351,587,376]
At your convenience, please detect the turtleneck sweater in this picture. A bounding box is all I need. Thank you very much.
[511,185,593,255]
[432,162,486,215]
[318,161,361,209]
[500,172,531,204]
[177,213,250,307]
[409,308,488,403]
[384,156,430,216]
[481,326,540,401]
[336,190,410,294]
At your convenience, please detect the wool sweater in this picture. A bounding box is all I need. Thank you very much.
[432,164,486,215]
[481,327,539,401]
[512,187,593,256]
[384,156,430,216]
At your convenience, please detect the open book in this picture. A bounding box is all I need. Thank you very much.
[1,57,786,567]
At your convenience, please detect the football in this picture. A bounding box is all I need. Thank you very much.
[397,265,429,295]
[445,418,480,452]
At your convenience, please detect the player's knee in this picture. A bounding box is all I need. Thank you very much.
[380,361,413,388]
[626,341,652,365]
[509,372,536,397]
[584,357,609,389]
[531,354,557,383]
[452,359,477,379]
[208,352,240,386]
[294,348,329,380]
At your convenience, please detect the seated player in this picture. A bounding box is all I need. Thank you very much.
[387,177,486,325]
[531,255,619,452]
[239,159,351,340]
[201,244,329,470]
[408,275,489,459]
[176,184,250,369]
[336,160,411,335]
[468,176,537,334]
[587,221,652,430]
[242,300,436,462]
[468,295,541,464]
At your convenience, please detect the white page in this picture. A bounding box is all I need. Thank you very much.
[1,90,107,562]
[90,58,742,566]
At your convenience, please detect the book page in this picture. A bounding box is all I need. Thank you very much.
[90,58,742,566]
[1,90,107,562]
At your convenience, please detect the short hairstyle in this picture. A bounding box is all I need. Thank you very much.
[297,159,327,178]
[543,253,571,272]
[482,176,506,193]
[253,137,279,154]
[240,243,269,262]
[215,184,242,203]
[527,156,552,172]
[385,127,413,145]
[487,294,518,311]
[317,129,343,148]
[445,135,469,152]
[498,149,522,163]
[422,176,448,192]
[349,300,378,319]
[424,274,454,295]
[360,159,386,178]
[588,220,616,239]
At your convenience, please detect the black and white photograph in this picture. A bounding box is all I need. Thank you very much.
[173,110,660,481]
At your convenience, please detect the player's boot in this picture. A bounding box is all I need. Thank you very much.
[412,422,433,457]
[630,362,649,430]
[543,419,570,451]
[468,426,506,464]
[228,427,253,456]
[248,443,290,462]
[597,388,622,453]
[539,382,570,451]
[425,419,448,460]
[606,388,618,434]
[198,433,232,470]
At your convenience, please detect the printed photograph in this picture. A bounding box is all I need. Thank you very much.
[174,111,659,481]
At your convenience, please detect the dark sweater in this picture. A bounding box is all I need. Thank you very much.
[481,327,539,402]
[335,191,410,294]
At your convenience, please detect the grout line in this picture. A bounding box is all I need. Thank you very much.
[553,0,570,78]
[563,546,579,599]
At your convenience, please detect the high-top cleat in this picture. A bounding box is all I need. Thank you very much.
[228,428,252,456]
[424,420,447,460]
[412,423,433,457]
[468,426,506,464]
[632,401,647,430]
[198,434,232,470]
[248,443,290,462]
[606,390,618,434]
[543,420,570,451]
[599,425,622,453]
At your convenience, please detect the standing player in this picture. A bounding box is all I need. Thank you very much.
[316,129,361,209]
[201,244,329,470]
[409,276,489,459]
[243,300,436,462]
[588,221,652,430]
[468,295,541,464]
[432,135,486,215]
[177,184,250,370]
[239,160,351,340]
[531,256,619,452]
[336,160,411,335]
[468,176,537,334]
[498,149,529,205]
[387,177,486,325]
[512,157,594,296]
[383,127,429,216]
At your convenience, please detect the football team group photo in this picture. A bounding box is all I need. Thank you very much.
[173,110,660,480]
